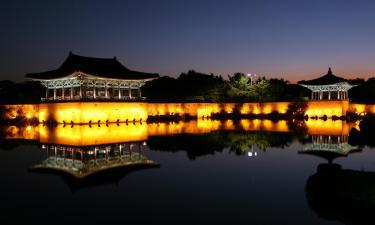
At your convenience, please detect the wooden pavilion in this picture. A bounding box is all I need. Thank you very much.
[298,68,355,100]
[26,52,159,101]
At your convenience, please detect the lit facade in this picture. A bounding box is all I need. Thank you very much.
[298,68,355,101]
[26,52,159,101]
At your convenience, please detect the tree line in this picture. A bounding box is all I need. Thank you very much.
[143,70,310,102]
[0,71,374,103]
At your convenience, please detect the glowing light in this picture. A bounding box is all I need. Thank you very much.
[39,123,148,146]
[305,119,357,136]
[305,100,349,118]
[38,102,148,124]
[3,102,375,125]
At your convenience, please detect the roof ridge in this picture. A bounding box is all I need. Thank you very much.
[69,53,118,61]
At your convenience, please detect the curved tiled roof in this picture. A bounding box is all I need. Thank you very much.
[26,52,159,80]
[298,68,347,85]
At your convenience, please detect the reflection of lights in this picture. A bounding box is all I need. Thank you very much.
[248,151,257,157]
[248,145,257,157]
[39,123,148,146]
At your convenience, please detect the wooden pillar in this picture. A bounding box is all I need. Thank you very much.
[118,85,121,99]
[79,85,82,98]
[93,85,96,99]
[105,83,108,98]
[138,87,141,98]
[128,88,132,98]
[328,91,331,100]
[53,86,56,100]
[311,91,314,100]
[45,87,49,99]
[62,86,65,100]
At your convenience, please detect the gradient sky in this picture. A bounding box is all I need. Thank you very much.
[1,0,375,82]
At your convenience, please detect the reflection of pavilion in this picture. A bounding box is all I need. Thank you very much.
[299,134,359,162]
[30,142,159,191]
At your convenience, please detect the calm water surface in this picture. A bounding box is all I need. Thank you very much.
[0,119,374,225]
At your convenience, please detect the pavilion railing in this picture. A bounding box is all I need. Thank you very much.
[41,96,147,102]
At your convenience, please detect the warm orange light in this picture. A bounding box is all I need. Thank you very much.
[349,103,375,115]
[4,101,375,124]
[39,123,148,146]
[239,119,289,132]
[305,119,357,136]
[39,102,148,124]
[4,125,39,140]
[5,118,359,144]
[305,100,349,118]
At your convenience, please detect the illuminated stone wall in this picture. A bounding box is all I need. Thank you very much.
[38,102,148,124]
[305,100,349,118]
[2,101,375,123]
[1,104,39,120]
[348,103,375,115]
[148,102,289,118]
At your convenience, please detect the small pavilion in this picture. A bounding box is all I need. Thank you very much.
[298,68,355,100]
[26,52,159,101]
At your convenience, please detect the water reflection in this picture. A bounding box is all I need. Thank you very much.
[1,118,375,224]
[30,142,159,192]
[1,119,365,160]
[300,134,360,163]
[306,163,375,225]
[3,119,359,145]
[301,120,375,225]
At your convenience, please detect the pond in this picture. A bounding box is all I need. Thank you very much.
[0,119,374,225]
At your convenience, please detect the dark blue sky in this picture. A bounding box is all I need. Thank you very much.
[1,0,375,82]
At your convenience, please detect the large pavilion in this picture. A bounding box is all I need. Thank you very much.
[26,52,159,101]
[298,68,355,101]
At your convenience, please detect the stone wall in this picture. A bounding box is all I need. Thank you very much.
[2,101,375,124]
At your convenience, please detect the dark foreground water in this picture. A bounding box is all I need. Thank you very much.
[0,120,374,225]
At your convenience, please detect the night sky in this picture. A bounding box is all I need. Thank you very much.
[1,0,375,82]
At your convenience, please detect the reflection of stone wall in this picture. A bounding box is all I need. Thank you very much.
[2,101,375,123]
